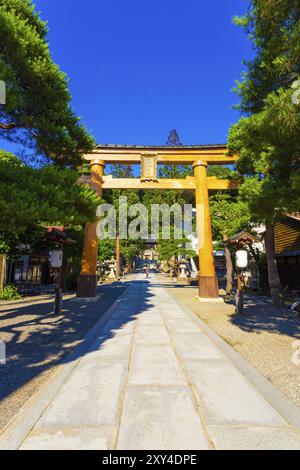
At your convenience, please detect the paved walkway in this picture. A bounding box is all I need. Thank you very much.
[0,282,127,432]
[13,274,300,449]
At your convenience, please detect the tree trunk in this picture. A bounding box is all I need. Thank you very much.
[235,268,244,314]
[0,254,7,289]
[60,254,68,292]
[174,255,178,277]
[116,234,121,279]
[223,235,233,295]
[265,224,282,306]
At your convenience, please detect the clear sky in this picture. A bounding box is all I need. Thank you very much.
[5,0,253,153]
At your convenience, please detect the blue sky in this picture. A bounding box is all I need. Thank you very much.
[4,0,253,153]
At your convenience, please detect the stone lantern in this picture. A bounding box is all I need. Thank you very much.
[178,259,188,278]
[107,258,116,280]
[177,258,190,285]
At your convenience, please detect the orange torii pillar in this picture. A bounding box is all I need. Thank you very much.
[193,160,219,298]
[77,159,105,298]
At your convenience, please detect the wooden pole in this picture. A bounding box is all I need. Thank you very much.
[223,234,233,295]
[0,254,7,289]
[235,268,244,314]
[54,266,62,315]
[116,233,121,279]
[193,160,219,298]
[77,159,105,298]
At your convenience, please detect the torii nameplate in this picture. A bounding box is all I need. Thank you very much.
[141,153,158,182]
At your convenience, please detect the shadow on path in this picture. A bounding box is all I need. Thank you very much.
[0,282,130,404]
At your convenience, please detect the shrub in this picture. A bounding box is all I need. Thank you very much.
[0,284,21,301]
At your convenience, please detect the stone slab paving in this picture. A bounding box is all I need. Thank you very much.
[14,274,300,450]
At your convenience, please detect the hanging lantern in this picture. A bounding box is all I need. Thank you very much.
[50,250,63,268]
[236,250,248,269]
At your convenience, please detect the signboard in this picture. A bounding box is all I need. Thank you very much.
[141,153,158,182]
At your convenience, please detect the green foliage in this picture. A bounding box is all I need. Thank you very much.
[110,164,134,178]
[98,239,115,262]
[99,162,146,266]
[98,237,146,265]
[0,151,101,250]
[121,239,146,264]
[142,182,190,262]
[62,225,85,272]
[0,0,94,165]
[207,166,250,241]
[0,240,10,254]
[229,1,300,222]
[233,0,300,113]
[229,88,300,221]
[102,163,141,231]
[207,165,237,178]
[0,284,21,300]
[157,238,196,263]
[210,193,251,241]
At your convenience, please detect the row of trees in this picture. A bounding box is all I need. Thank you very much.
[98,164,147,269]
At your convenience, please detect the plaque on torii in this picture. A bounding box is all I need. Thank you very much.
[140,153,158,182]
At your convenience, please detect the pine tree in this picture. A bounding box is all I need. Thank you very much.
[228,0,300,304]
[0,151,100,252]
[166,129,182,147]
[0,0,93,165]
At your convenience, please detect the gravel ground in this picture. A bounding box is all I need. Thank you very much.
[160,276,300,408]
[0,281,127,432]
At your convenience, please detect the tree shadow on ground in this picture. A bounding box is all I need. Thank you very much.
[158,272,300,340]
[227,296,300,339]
[0,281,147,405]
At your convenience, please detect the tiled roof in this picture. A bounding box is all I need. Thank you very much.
[227,230,261,243]
[287,213,300,222]
[95,143,227,149]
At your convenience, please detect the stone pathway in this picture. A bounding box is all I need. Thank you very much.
[13,274,300,449]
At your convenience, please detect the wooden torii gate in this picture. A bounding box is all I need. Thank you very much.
[77,144,237,299]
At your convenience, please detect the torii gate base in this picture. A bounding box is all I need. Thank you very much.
[77,275,97,298]
[77,145,237,299]
[199,276,219,298]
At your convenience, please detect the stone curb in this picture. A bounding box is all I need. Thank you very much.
[0,283,130,450]
[166,288,300,434]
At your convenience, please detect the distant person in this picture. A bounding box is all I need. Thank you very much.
[145,265,150,279]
